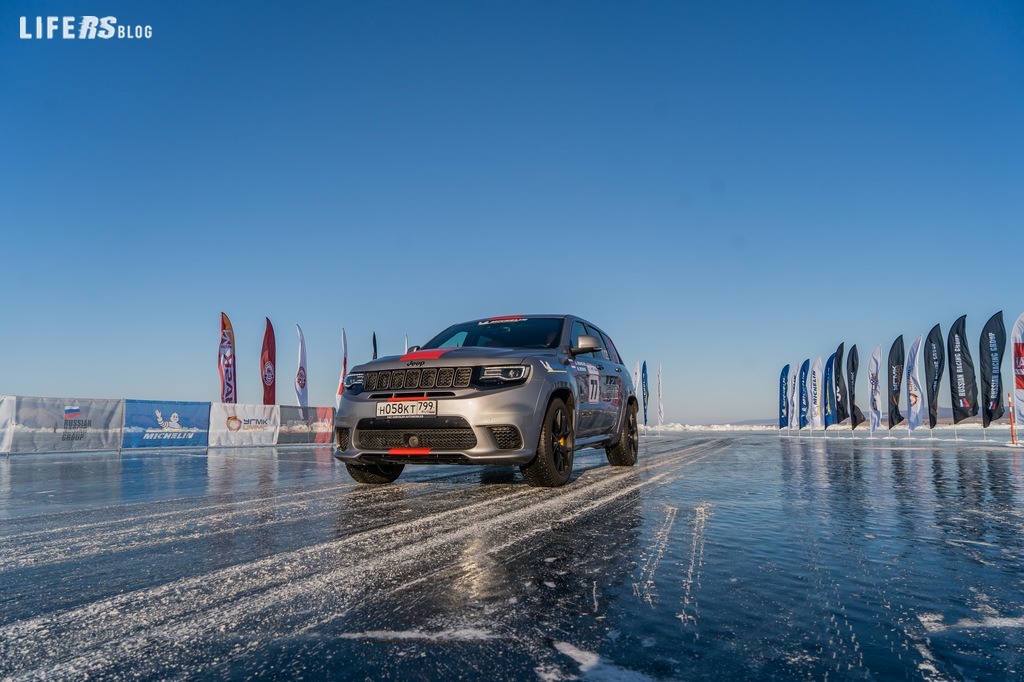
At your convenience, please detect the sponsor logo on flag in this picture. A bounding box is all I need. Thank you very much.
[64,406,81,419]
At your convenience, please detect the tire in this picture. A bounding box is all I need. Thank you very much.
[521,398,574,488]
[606,402,638,467]
[345,461,405,484]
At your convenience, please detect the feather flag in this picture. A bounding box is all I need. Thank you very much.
[295,324,308,407]
[1012,312,1024,436]
[868,345,882,434]
[847,345,866,429]
[979,311,1006,428]
[405,334,409,354]
[218,312,237,403]
[947,315,979,424]
[260,318,276,406]
[788,367,798,430]
[810,356,824,430]
[906,335,924,431]
[823,353,837,429]
[779,364,791,430]
[834,343,849,424]
[372,332,378,360]
[641,361,649,426]
[888,336,905,429]
[924,324,945,429]
[798,359,810,429]
[335,328,348,411]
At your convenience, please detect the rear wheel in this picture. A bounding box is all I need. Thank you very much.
[521,398,574,487]
[345,461,404,484]
[606,402,638,466]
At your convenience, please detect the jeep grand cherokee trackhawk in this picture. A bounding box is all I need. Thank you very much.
[334,315,639,487]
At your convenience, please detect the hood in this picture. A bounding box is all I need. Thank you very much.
[353,346,556,372]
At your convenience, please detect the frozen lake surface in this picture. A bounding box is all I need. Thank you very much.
[2,432,1023,680]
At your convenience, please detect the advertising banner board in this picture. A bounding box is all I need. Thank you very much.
[10,397,124,453]
[209,403,279,447]
[278,406,334,445]
[0,396,14,453]
[122,400,211,449]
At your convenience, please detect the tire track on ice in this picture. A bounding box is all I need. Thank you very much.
[2,438,728,679]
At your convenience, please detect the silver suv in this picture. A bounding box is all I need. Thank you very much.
[334,315,639,487]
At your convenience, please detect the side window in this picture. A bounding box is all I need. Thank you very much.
[570,321,593,357]
[585,324,611,361]
[438,331,468,348]
[598,331,621,364]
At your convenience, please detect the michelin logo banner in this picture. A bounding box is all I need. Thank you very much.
[122,400,210,449]
[9,397,124,453]
[209,403,280,447]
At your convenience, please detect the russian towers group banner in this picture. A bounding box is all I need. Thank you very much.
[8,397,124,453]
[122,400,211,448]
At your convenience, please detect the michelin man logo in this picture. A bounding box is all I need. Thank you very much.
[155,410,183,430]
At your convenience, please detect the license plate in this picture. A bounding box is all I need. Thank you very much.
[376,399,438,418]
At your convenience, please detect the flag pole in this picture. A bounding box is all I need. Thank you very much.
[1010,391,1017,446]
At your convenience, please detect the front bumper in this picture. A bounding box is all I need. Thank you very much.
[333,383,547,466]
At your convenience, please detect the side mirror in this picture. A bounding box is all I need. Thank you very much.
[407,345,421,353]
[570,335,602,356]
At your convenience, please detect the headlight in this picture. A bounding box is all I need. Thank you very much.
[478,365,531,385]
[343,372,365,394]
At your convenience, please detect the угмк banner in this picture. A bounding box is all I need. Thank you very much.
[209,403,280,447]
[979,311,1005,428]
[924,324,945,429]
[122,399,210,449]
[947,315,979,424]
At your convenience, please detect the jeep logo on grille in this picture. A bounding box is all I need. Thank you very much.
[407,361,425,367]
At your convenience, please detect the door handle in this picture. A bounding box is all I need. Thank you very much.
[614,367,622,372]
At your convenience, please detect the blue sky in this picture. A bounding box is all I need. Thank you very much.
[2,0,1021,424]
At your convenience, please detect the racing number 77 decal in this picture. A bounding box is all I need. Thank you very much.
[587,365,601,403]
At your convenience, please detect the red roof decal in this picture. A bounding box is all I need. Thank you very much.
[388,448,432,455]
[400,349,450,361]
[488,315,524,321]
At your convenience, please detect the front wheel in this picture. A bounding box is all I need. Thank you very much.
[605,402,638,466]
[345,461,405,484]
[521,398,574,488]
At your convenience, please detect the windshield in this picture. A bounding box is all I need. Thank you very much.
[421,317,564,350]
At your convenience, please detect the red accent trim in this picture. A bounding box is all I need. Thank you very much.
[400,349,450,361]
[488,315,523,321]
[386,396,429,401]
[388,448,432,455]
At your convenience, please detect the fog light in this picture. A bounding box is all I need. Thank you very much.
[407,434,421,448]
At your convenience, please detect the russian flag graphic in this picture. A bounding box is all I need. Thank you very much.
[64,406,81,419]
